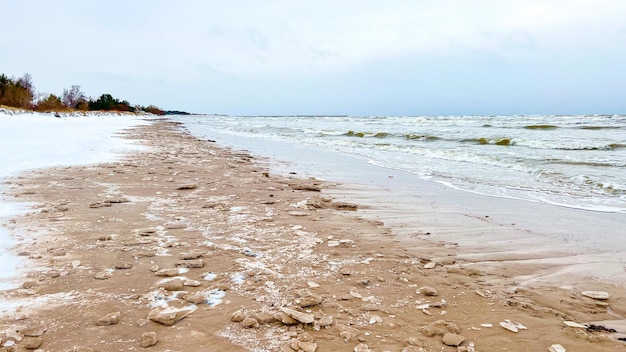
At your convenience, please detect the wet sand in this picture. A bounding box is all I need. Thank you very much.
[1,120,625,351]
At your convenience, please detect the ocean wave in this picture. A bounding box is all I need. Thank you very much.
[343,131,441,141]
[459,137,624,151]
[462,137,514,146]
[404,134,441,141]
[344,130,369,137]
[523,125,560,130]
[577,126,623,130]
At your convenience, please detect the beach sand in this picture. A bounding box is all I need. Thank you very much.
[1,120,625,351]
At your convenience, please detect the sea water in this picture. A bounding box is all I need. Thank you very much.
[173,114,626,213]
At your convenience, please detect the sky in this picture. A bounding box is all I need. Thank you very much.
[1,0,625,116]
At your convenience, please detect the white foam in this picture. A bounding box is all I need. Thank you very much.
[204,288,226,306]
[231,273,246,285]
[203,272,217,281]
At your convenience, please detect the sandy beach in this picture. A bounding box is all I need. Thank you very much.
[1,119,625,351]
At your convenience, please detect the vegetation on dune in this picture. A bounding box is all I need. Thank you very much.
[0,72,180,115]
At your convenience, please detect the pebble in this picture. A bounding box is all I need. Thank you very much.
[94,272,112,280]
[298,294,322,308]
[241,317,260,328]
[423,320,461,337]
[135,250,156,257]
[254,311,277,324]
[318,316,333,327]
[279,307,315,324]
[441,332,465,347]
[114,262,133,269]
[298,341,318,352]
[181,251,203,260]
[22,336,43,349]
[135,228,156,236]
[307,281,320,288]
[159,279,185,291]
[418,286,438,296]
[147,306,193,326]
[178,259,204,268]
[140,332,158,348]
[274,312,298,325]
[183,279,202,287]
[177,183,198,190]
[231,310,245,322]
[71,260,81,269]
[96,311,121,326]
[182,294,206,304]
[155,268,179,277]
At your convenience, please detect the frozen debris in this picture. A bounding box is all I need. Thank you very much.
[349,290,362,299]
[563,321,587,328]
[581,291,609,300]
[369,315,382,324]
[424,262,436,269]
[548,344,566,352]
[475,289,492,298]
[499,320,527,333]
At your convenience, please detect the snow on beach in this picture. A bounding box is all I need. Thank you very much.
[0,110,152,290]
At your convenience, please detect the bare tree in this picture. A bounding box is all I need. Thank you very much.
[62,85,86,108]
[15,73,35,108]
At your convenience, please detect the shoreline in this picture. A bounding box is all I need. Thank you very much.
[174,117,626,287]
[0,120,625,351]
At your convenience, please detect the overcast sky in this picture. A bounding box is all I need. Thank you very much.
[1,1,625,115]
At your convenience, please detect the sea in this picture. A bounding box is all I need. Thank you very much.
[173,114,626,214]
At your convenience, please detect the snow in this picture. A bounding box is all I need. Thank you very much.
[0,111,152,291]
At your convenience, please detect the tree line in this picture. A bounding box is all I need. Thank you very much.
[0,72,167,115]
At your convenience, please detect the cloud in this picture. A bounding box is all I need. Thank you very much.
[1,1,625,114]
